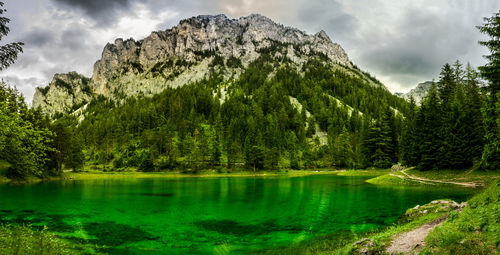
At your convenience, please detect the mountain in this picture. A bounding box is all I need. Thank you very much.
[31,14,409,170]
[396,81,433,104]
[33,14,355,115]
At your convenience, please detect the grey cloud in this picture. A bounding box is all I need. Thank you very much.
[51,0,132,25]
[2,0,500,102]
[0,75,46,103]
[357,5,485,89]
[296,0,358,42]
[20,29,55,47]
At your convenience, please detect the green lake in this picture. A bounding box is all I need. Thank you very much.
[0,174,475,254]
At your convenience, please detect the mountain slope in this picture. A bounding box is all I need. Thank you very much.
[32,14,409,170]
[34,14,357,114]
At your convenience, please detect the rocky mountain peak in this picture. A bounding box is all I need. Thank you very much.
[32,72,92,116]
[396,81,433,105]
[33,14,353,116]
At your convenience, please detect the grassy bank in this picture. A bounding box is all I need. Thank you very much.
[365,170,431,186]
[365,168,500,187]
[0,168,391,183]
[422,181,499,254]
[55,168,390,182]
[406,168,500,186]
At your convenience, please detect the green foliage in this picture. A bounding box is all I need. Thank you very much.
[37,86,50,96]
[74,52,408,171]
[401,61,486,171]
[362,107,398,168]
[0,84,54,178]
[226,55,242,68]
[0,2,23,71]
[53,78,72,91]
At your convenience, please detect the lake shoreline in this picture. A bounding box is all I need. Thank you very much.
[0,168,391,184]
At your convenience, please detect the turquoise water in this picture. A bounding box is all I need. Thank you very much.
[0,175,475,254]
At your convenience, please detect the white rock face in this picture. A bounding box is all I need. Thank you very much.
[32,72,92,116]
[396,81,433,105]
[91,14,351,97]
[33,14,352,114]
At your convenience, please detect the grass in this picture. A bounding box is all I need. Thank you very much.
[0,225,76,255]
[365,171,431,186]
[55,168,343,181]
[421,180,499,255]
[406,168,500,186]
[334,169,391,176]
[49,168,390,182]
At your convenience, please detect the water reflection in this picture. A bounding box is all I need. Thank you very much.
[0,175,475,254]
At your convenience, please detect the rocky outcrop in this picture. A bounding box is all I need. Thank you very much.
[32,72,92,116]
[396,81,433,105]
[33,14,352,114]
[90,14,351,97]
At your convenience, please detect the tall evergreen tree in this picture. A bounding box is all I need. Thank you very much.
[463,63,485,161]
[400,96,418,166]
[438,63,456,105]
[477,11,500,170]
[416,85,443,170]
[362,107,396,168]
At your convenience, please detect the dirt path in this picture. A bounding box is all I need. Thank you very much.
[386,217,447,255]
[397,169,480,187]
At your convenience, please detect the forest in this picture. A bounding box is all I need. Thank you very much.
[0,10,499,180]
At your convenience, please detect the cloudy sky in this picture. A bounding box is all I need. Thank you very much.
[1,0,499,102]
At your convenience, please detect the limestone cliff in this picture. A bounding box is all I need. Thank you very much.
[396,81,433,105]
[33,14,353,115]
[32,72,92,116]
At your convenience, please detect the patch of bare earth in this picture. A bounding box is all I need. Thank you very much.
[385,200,467,254]
[386,217,446,255]
[400,169,480,187]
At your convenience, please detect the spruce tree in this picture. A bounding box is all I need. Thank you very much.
[416,85,443,170]
[362,108,396,168]
[463,63,484,161]
[400,97,418,166]
[477,11,500,170]
[438,63,456,105]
